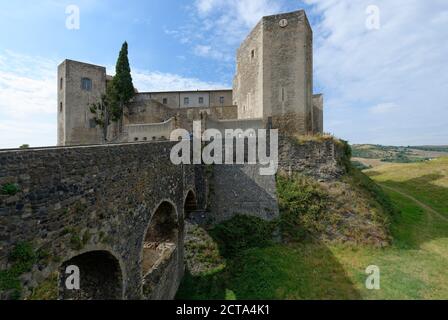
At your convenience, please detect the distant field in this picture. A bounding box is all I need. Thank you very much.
[352,144,448,165]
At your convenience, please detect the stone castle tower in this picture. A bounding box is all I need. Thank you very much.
[58,10,323,146]
[57,60,108,146]
[233,10,319,134]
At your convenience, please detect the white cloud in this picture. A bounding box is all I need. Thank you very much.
[0,51,227,149]
[169,0,285,61]
[132,69,228,91]
[369,103,399,115]
[0,51,57,148]
[306,0,448,145]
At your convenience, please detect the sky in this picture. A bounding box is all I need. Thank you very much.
[0,0,447,148]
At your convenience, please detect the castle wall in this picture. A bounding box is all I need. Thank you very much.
[233,21,264,119]
[126,118,176,142]
[58,60,106,146]
[209,164,279,223]
[313,94,324,134]
[262,11,313,135]
[134,90,233,109]
[126,99,238,133]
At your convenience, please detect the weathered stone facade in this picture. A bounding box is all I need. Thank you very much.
[0,136,346,300]
[0,9,338,301]
[0,142,199,300]
[58,10,324,147]
[233,10,319,135]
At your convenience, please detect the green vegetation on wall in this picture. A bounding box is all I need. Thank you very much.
[1,183,20,196]
[0,242,37,299]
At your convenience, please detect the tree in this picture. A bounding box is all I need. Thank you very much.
[109,42,135,124]
[90,94,113,142]
[19,144,29,149]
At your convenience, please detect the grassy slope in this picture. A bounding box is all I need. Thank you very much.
[178,158,448,300]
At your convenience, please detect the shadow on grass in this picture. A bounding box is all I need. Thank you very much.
[176,238,362,300]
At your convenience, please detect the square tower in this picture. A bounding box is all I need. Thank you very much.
[233,10,317,135]
[58,60,107,146]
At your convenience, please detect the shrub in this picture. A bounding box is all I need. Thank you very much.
[276,174,328,242]
[210,215,275,258]
[0,242,37,299]
[1,183,20,196]
[346,166,397,219]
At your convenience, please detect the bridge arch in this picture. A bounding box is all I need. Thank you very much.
[141,200,179,280]
[59,249,124,300]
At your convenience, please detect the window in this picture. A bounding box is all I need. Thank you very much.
[219,96,225,104]
[60,78,63,90]
[81,78,92,91]
[134,137,139,141]
[184,97,189,105]
[163,98,168,105]
[59,102,63,113]
[199,97,204,104]
[251,49,255,59]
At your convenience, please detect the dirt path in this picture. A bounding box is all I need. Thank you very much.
[381,184,448,223]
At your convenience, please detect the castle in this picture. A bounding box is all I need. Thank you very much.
[1,10,343,301]
[57,10,323,146]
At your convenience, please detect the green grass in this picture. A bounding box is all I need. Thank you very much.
[178,158,448,300]
[365,157,448,215]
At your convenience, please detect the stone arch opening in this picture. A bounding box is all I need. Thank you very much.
[184,190,198,219]
[59,250,123,300]
[142,201,178,277]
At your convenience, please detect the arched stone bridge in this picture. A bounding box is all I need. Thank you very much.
[0,142,203,300]
[0,138,344,300]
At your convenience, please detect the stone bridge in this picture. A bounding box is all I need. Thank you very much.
[0,137,345,300]
[0,141,203,300]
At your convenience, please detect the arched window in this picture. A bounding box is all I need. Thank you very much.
[59,102,63,113]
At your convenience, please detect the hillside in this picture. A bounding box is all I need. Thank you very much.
[177,156,448,300]
[351,144,448,171]
[352,144,448,164]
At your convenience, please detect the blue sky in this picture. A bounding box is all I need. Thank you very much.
[0,0,447,148]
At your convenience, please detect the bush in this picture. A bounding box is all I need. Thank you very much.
[276,174,328,242]
[210,215,275,258]
[346,166,397,218]
[1,183,20,196]
[0,242,37,299]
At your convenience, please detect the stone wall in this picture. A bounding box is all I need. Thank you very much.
[134,90,233,109]
[262,10,313,134]
[0,142,198,300]
[312,94,324,134]
[126,99,238,133]
[58,60,106,146]
[209,164,279,224]
[278,137,347,181]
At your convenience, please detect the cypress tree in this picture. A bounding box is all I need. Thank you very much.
[110,41,134,121]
